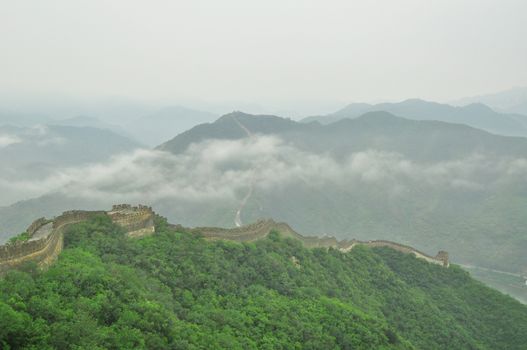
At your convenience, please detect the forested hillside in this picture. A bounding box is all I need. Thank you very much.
[1,215,526,349]
[155,112,527,275]
[2,111,527,302]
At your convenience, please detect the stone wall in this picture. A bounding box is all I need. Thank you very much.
[108,205,155,238]
[341,240,449,267]
[435,251,449,267]
[0,205,156,275]
[26,218,49,237]
[0,210,106,275]
[0,233,51,262]
[0,229,62,274]
[192,219,278,241]
[1,208,448,276]
[189,220,449,267]
[53,210,106,230]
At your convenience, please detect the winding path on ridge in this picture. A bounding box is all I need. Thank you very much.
[232,115,254,227]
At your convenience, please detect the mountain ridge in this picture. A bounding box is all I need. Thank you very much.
[301,99,527,137]
[0,206,449,276]
[159,110,527,161]
[2,111,527,302]
[453,87,527,115]
[0,213,525,349]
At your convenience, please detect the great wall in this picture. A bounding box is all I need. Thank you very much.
[0,205,155,275]
[178,219,449,267]
[0,204,448,275]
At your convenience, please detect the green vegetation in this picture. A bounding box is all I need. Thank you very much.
[1,215,527,349]
[154,111,527,276]
[2,111,527,282]
[7,231,30,244]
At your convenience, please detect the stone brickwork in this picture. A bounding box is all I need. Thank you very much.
[52,210,106,230]
[0,205,156,275]
[26,218,50,237]
[0,229,62,275]
[1,208,448,276]
[338,240,450,267]
[188,219,449,267]
[107,204,155,238]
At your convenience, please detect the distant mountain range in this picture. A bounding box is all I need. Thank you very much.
[125,106,218,146]
[301,99,527,137]
[157,113,527,284]
[51,115,134,140]
[2,110,527,302]
[453,86,527,115]
[0,108,53,127]
[0,124,141,206]
[0,102,219,147]
[161,110,527,160]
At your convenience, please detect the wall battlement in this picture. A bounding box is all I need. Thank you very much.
[0,205,156,275]
[108,204,155,237]
[26,218,49,238]
[339,239,449,267]
[1,210,448,276]
[187,219,449,267]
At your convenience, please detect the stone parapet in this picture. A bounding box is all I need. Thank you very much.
[0,205,157,275]
[26,218,49,237]
[188,220,449,267]
[1,208,448,276]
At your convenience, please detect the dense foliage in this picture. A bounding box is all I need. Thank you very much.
[2,112,527,306]
[156,112,527,277]
[1,215,527,349]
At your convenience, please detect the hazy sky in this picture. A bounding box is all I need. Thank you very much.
[1,0,526,114]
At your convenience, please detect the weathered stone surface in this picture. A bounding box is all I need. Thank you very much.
[108,204,155,238]
[0,207,448,275]
[186,219,449,267]
[0,205,156,275]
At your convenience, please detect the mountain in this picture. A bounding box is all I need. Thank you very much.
[51,115,135,140]
[302,99,527,137]
[0,101,218,146]
[0,194,106,242]
[157,112,299,153]
[0,124,141,206]
[0,108,54,127]
[155,112,527,299]
[0,124,141,168]
[125,106,218,146]
[454,87,527,115]
[1,214,526,349]
[2,112,527,302]
[160,111,527,160]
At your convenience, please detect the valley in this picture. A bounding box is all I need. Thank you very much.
[2,2,526,348]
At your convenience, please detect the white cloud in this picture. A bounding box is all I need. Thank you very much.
[0,134,21,148]
[0,135,526,207]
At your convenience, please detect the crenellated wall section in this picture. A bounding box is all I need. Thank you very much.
[26,218,49,237]
[107,204,155,238]
[0,225,60,274]
[188,219,449,267]
[0,205,156,275]
[1,209,448,275]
